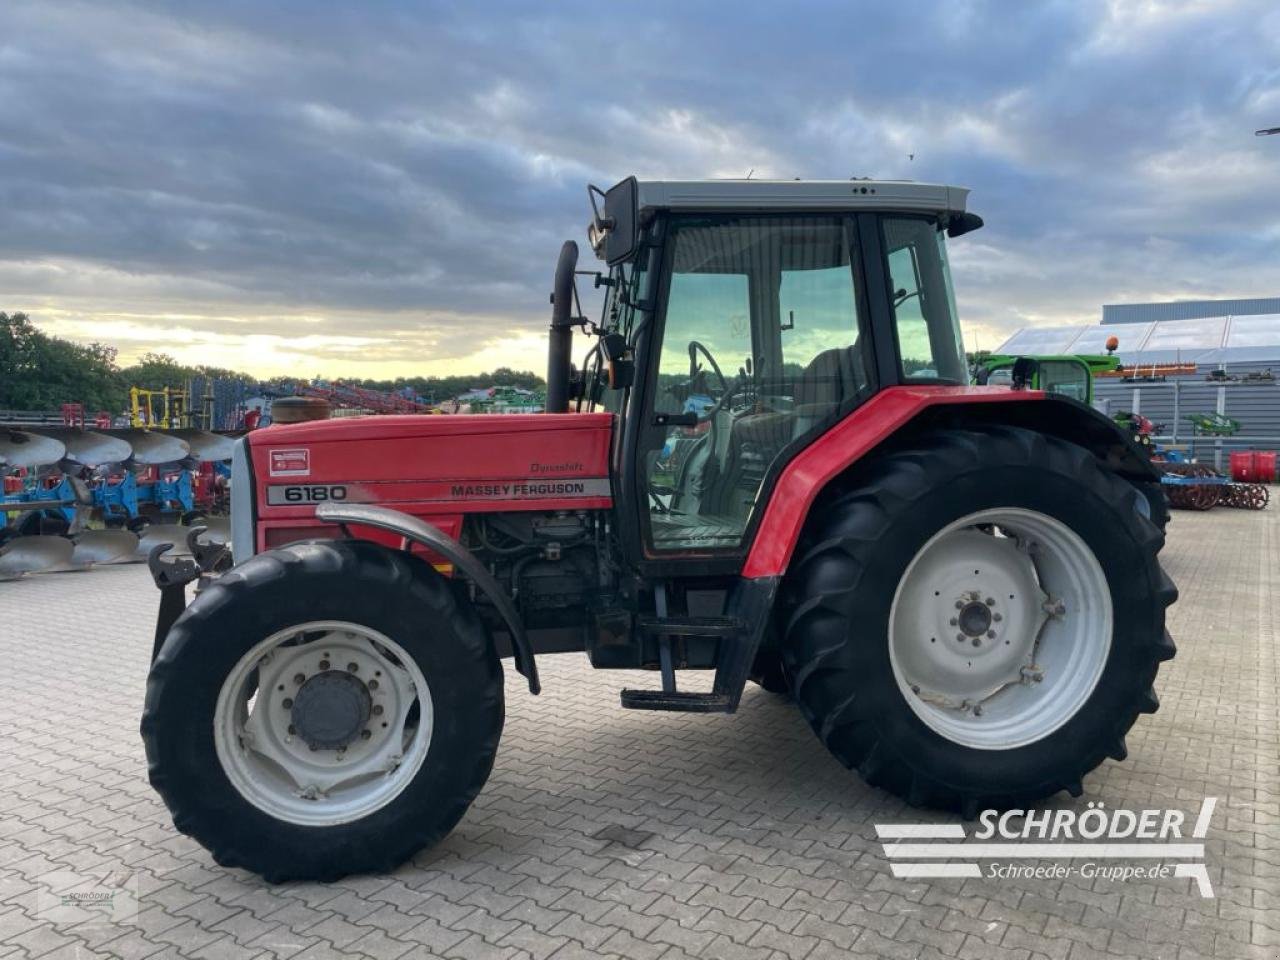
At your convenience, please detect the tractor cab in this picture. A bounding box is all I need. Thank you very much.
[555,178,979,568]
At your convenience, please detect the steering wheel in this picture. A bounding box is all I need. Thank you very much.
[687,341,728,399]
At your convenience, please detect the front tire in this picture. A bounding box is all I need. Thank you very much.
[781,426,1176,814]
[141,539,504,881]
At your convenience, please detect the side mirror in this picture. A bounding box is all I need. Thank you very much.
[947,211,984,238]
[588,177,639,265]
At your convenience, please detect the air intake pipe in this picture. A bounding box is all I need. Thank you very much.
[545,240,579,414]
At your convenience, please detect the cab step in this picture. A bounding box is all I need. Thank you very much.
[619,690,734,712]
[636,615,744,638]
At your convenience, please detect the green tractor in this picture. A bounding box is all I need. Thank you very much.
[975,354,1120,405]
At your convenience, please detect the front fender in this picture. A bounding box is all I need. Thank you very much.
[316,502,539,694]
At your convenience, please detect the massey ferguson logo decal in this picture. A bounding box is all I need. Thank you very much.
[269,449,310,477]
[449,479,609,498]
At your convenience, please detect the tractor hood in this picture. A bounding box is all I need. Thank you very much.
[245,413,614,555]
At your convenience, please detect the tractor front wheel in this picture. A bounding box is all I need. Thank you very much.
[782,426,1176,814]
[141,539,504,882]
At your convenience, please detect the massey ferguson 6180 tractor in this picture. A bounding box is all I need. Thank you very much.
[141,178,1176,881]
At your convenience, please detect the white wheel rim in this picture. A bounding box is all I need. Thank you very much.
[213,620,433,826]
[888,508,1112,750]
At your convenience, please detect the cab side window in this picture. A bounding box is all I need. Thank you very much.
[883,217,967,383]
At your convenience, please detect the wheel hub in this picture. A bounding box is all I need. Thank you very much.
[957,599,993,638]
[291,670,372,750]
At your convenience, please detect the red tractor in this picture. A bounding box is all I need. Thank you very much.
[142,178,1176,882]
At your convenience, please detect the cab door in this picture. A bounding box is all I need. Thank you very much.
[634,214,875,562]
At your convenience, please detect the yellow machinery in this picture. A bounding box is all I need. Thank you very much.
[129,386,189,429]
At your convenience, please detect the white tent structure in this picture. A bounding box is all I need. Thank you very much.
[996,314,1280,371]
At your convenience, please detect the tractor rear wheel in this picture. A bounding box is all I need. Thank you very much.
[781,426,1176,814]
[141,538,503,882]
[1134,480,1170,531]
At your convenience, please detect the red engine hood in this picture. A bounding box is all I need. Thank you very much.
[248,413,614,553]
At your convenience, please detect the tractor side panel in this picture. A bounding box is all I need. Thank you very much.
[741,386,1042,579]
[247,413,613,556]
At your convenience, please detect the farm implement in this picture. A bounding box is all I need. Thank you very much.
[0,424,233,578]
[1159,464,1269,511]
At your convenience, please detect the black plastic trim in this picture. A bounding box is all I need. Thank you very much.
[856,213,902,390]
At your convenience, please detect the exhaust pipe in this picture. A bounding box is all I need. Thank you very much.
[545,240,579,414]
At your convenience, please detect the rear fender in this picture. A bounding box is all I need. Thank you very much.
[316,502,539,694]
[743,387,1157,579]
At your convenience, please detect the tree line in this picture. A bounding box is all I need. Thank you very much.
[0,312,545,413]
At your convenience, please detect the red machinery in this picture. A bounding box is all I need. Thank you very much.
[291,380,434,415]
[1229,450,1277,484]
[141,177,1176,883]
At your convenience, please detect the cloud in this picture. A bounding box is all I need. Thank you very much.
[1,0,1278,374]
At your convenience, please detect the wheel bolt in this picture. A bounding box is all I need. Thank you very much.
[954,600,964,609]
[319,659,330,671]
[971,637,981,647]
[347,662,359,673]
[282,698,293,709]
[372,704,384,716]
[984,597,995,606]
[949,617,958,626]
[993,613,1003,622]
[294,673,305,685]
[288,724,296,735]
[368,680,379,691]
[956,634,966,642]
[987,630,996,639]
[360,729,372,740]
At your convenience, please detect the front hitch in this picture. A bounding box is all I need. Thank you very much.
[148,526,231,664]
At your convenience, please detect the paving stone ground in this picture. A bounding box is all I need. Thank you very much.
[0,509,1276,960]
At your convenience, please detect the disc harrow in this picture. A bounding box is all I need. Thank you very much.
[1159,462,1270,512]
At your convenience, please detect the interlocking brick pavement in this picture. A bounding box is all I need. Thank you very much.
[0,509,1276,959]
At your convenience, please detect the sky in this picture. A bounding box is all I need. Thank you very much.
[2,0,1279,378]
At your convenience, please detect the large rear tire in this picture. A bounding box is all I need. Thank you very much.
[141,539,504,882]
[781,426,1176,814]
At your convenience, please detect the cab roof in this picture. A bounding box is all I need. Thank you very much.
[635,179,970,216]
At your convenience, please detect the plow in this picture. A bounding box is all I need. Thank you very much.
[0,424,232,579]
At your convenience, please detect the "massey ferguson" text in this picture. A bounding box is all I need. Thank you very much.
[451,481,588,498]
